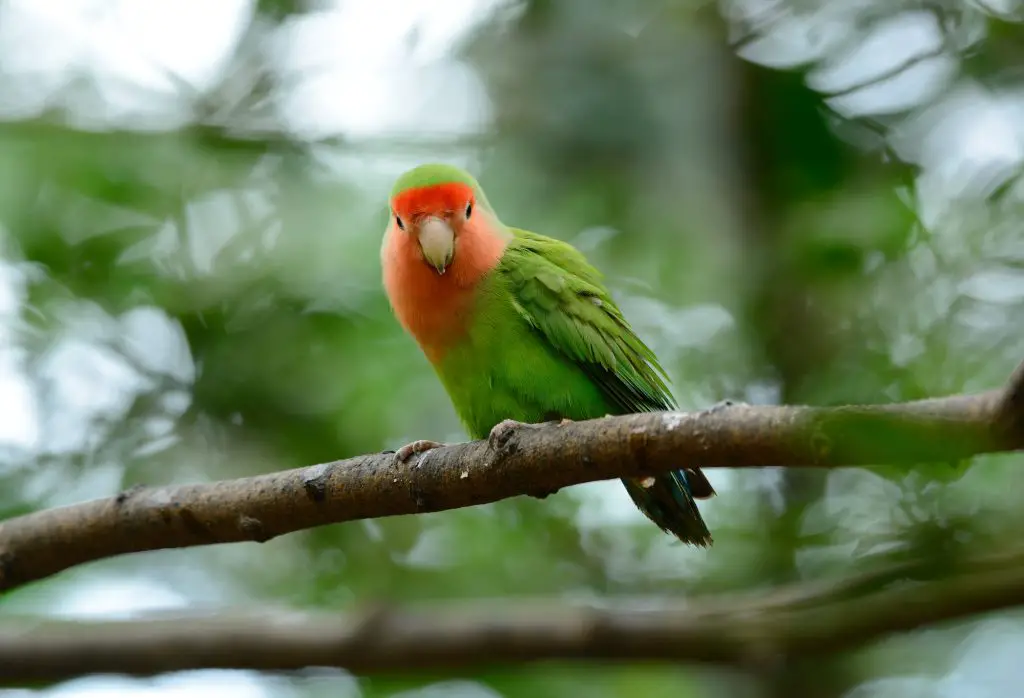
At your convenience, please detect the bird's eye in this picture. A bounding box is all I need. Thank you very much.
[395,215,405,230]
[465,201,473,219]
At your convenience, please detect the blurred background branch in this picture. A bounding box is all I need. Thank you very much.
[5,543,1024,683]
[1,361,1021,594]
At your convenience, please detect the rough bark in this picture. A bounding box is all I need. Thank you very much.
[0,360,1021,594]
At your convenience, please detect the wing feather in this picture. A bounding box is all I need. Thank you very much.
[497,228,676,415]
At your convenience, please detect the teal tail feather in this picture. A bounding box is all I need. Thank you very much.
[622,467,715,546]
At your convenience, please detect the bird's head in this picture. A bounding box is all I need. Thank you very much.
[390,184,471,276]
[385,163,509,278]
[380,164,509,360]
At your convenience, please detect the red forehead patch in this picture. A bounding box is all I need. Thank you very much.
[392,182,475,219]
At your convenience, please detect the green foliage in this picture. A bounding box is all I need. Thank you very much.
[0,1,1022,697]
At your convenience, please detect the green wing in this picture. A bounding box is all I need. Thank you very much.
[497,228,676,414]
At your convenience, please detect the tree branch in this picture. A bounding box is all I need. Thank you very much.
[0,360,1021,593]
[3,546,1024,681]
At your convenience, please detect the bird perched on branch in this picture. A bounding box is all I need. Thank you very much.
[380,163,715,546]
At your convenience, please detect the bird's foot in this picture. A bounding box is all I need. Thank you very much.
[487,419,531,452]
[700,399,742,416]
[392,439,447,465]
[487,417,570,453]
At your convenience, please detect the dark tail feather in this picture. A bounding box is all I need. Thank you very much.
[622,468,714,546]
[684,467,716,500]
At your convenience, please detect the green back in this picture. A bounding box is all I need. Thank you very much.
[426,222,711,546]
[434,227,675,438]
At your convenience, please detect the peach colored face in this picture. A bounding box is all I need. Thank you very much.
[390,182,476,275]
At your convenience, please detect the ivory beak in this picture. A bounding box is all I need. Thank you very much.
[418,216,455,275]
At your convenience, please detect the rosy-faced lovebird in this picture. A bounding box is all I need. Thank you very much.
[381,163,715,546]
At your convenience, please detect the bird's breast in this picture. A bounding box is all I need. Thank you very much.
[382,241,477,365]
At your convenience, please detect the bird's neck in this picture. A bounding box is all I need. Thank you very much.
[382,219,509,363]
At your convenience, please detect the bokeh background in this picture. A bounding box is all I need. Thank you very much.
[0,0,1023,696]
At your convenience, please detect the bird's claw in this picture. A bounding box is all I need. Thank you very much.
[701,399,741,416]
[488,419,526,452]
[488,418,571,453]
[393,439,446,465]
